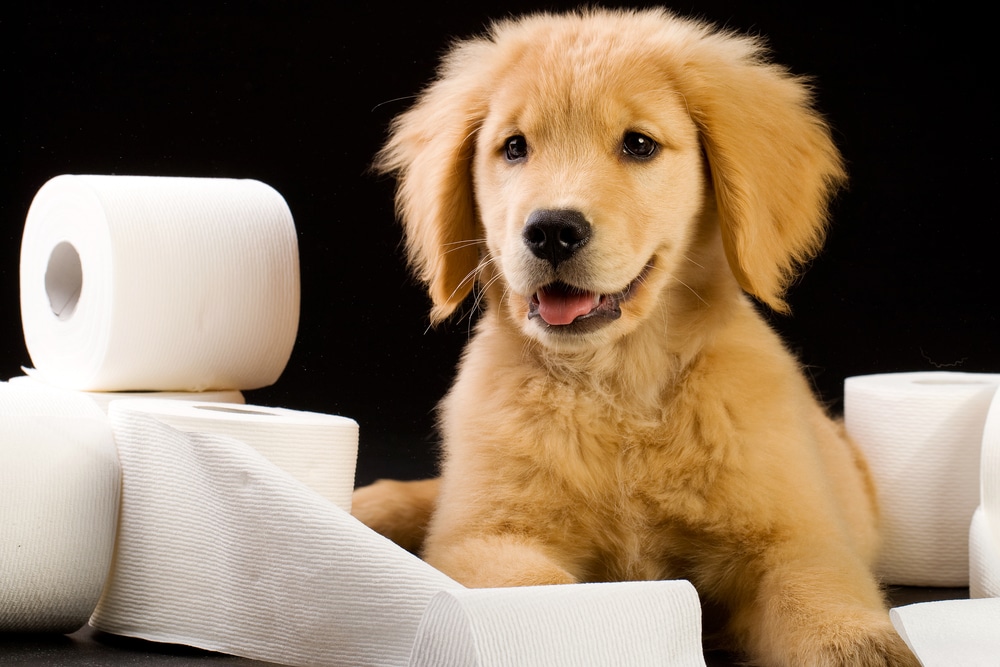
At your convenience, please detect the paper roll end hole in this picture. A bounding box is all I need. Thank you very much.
[45,242,83,321]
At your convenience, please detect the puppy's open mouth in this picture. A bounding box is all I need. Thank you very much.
[527,263,652,329]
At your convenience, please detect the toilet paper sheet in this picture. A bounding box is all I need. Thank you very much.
[890,598,1000,667]
[0,384,120,633]
[409,582,705,667]
[92,403,706,666]
[19,174,299,392]
[844,371,1000,586]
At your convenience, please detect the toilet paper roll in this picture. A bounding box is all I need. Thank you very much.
[7,374,245,412]
[0,383,120,633]
[109,399,358,512]
[844,372,1000,586]
[19,174,299,392]
[409,582,705,667]
[890,598,1000,667]
[94,403,464,666]
[982,385,1000,563]
[969,506,1000,599]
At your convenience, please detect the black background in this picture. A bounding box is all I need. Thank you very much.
[4,2,997,487]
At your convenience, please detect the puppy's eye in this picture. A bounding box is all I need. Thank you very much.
[622,132,657,159]
[505,135,529,162]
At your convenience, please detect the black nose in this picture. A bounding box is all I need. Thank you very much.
[522,209,592,267]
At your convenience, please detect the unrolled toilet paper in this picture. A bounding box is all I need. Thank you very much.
[409,582,705,667]
[0,383,120,633]
[19,174,299,392]
[94,402,465,666]
[7,374,245,412]
[890,598,1000,667]
[844,371,1000,586]
[110,398,359,512]
[92,401,706,667]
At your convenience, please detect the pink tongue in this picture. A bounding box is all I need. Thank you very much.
[536,288,598,325]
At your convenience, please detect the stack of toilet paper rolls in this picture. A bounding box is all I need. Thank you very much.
[844,372,1000,664]
[844,371,1000,593]
[2,175,707,667]
[2,175,360,633]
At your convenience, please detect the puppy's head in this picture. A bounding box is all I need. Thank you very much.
[376,9,845,349]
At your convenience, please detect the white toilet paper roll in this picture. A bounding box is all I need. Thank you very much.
[94,404,463,667]
[19,174,299,392]
[409,582,705,667]
[7,374,245,412]
[110,399,358,512]
[0,384,120,633]
[969,506,1000,599]
[981,386,1000,564]
[844,371,1000,586]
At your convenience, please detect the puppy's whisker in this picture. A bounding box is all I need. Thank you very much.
[370,94,419,113]
[441,238,487,255]
[681,253,706,270]
[643,262,708,307]
[434,263,486,327]
[469,269,499,314]
[447,255,502,330]
[462,119,485,147]
[675,277,709,306]
[464,271,495,334]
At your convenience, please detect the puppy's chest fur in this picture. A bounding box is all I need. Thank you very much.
[447,351,744,583]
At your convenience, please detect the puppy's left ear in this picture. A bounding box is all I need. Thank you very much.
[676,31,847,313]
[374,42,489,324]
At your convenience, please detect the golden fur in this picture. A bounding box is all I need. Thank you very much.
[353,8,918,666]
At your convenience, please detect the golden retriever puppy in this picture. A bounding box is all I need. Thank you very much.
[353,8,918,666]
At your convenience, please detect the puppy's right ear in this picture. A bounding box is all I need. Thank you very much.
[374,42,489,323]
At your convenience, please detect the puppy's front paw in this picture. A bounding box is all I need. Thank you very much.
[821,614,919,667]
[351,478,439,553]
[774,610,920,667]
